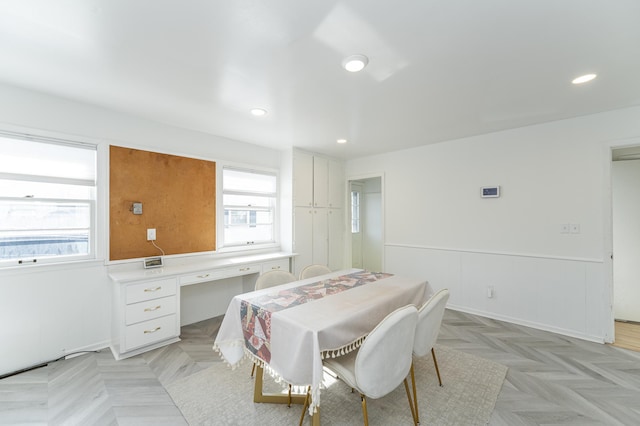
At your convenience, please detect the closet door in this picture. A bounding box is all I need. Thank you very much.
[293,151,314,207]
[312,208,328,266]
[293,206,314,276]
[327,208,344,271]
[312,156,328,208]
[327,159,345,209]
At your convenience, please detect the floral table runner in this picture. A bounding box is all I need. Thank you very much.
[241,271,392,363]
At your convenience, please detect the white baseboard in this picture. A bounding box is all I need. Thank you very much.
[447,304,606,344]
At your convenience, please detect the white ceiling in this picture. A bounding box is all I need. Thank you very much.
[1,1,639,160]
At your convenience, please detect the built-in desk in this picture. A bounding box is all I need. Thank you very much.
[108,251,294,360]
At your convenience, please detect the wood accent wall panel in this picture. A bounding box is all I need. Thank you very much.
[109,146,216,260]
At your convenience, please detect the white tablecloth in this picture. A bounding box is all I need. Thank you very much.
[213,268,433,413]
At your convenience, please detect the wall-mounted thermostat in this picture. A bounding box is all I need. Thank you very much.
[481,186,500,198]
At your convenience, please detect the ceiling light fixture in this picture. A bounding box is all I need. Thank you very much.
[337,138,347,144]
[572,73,597,84]
[342,54,369,72]
[250,108,267,117]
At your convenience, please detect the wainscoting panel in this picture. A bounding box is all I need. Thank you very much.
[384,244,608,342]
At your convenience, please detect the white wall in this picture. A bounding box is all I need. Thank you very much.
[347,106,640,343]
[0,83,284,376]
[612,159,640,322]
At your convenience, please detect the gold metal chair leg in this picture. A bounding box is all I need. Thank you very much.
[410,363,420,425]
[299,386,310,426]
[250,363,255,377]
[361,394,369,426]
[431,347,443,387]
[404,377,418,426]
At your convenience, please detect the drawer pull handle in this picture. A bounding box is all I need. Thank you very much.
[144,286,162,292]
[271,266,281,270]
[197,274,210,279]
[239,267,249,272]
[144,327,161,334]
[144,305,161,312]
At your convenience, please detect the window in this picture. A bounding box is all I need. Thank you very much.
[0,132,97,266]
[222,167,276,248]
[351,190,360,233]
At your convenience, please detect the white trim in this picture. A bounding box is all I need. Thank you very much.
[0,129,97,150]
[603,135,640,344]
[385,242,604,264]
[447,305,605,344]
[0,173,95,187]
[346,172,385,270]
[0,258,106,277]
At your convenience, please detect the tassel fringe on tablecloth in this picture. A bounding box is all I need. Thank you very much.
[213,334,369,415]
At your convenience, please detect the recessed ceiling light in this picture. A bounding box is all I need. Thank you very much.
[572,74,597,84]
[250,108,267,116]
[337,138,347,144]
[342,54,369,72]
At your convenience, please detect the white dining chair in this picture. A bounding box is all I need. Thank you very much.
[255,270,297,290]
[298,264,331,280]
[301,305,419,426]
[410,288,450,425]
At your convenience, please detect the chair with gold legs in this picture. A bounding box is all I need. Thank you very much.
[301,305,419,425]
[410,288,450,425]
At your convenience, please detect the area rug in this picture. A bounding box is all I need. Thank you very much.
[166,344,507,425]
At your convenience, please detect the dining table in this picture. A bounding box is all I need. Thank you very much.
[213,268,434,424]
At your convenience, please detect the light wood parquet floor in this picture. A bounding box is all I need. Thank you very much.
[612,321,640,352]
[2,311,640,425]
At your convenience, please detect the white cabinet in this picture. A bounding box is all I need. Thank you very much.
[292,150,345,276]
[327,208,344,271]
[109,252,293,360]
[312,156,328,208]
[293,151,314,207]
[111,277,180,359]
[328,159,344,209]
[294,151,341,208]
[262,258,291,273]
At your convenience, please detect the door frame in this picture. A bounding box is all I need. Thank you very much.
[604,136,640,343]
[346,172,385,271]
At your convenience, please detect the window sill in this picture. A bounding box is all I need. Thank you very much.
[0,258,106,277]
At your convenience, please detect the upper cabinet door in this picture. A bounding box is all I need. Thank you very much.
[313,156,328,208]
[293,151,314,207]
[327,159,345,209]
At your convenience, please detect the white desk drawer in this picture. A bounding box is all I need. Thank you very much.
[126,278,177,304]
[228,263,261,276]
[180,269,229,286]
[262,259,290,273]
[124,314,178,351]
[125,295,177,325]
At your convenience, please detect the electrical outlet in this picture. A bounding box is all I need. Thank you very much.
[487,286,494,298]
[560,223,570,234]
[570,223,580,234]
[147,228,156,241]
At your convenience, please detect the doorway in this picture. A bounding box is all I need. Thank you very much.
[348,176,383,272]
[611,145,640,351]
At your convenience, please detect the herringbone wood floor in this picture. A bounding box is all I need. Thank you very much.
[2,311,640,425]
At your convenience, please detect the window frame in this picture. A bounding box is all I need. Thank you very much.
[219,165,279,252]
[0,131,98,268]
